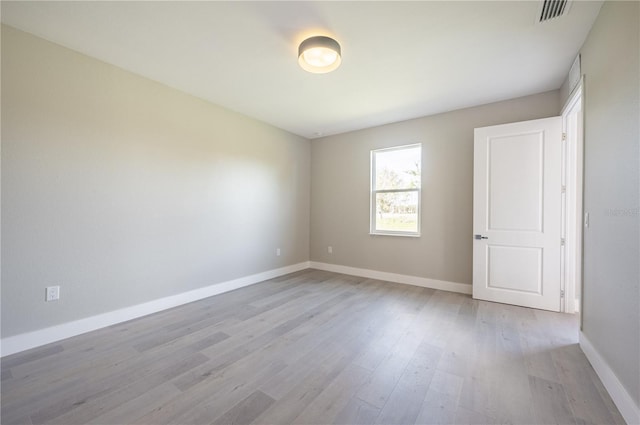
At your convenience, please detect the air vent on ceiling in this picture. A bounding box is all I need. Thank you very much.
[538,0,572,23]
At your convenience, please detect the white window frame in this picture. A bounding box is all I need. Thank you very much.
[370,143,422,237]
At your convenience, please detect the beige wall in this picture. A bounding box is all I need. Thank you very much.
[577,1,639,406]
[310,91,560,285]
[559,73,573,108]
[1,25,310,337]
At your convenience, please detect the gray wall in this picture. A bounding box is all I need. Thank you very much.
[310,91,560,285]
[577,1,639,406]
[1,25,311,337]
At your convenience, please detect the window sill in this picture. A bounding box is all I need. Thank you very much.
[369,232,421,238]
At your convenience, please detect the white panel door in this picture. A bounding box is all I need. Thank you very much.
[473,117,562,311]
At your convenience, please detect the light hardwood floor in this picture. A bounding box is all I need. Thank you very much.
[1,269,625,425]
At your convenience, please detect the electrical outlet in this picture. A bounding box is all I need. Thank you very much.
[328,246,333,254]
[276,248,281,256]
[45,286,60,302]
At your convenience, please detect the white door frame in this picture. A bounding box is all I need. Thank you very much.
[560,79,584,314]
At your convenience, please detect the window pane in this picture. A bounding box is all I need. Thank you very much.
[375,146,421,190]
[374,191,418,233]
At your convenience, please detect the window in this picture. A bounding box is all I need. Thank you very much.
[370,144,421,236]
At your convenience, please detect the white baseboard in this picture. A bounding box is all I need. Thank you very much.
[1,261,469,357]
[1,261,311,357]
[580,331,640,425]
[309,261,471,295]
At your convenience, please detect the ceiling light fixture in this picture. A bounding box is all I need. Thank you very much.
[298,36,342,74]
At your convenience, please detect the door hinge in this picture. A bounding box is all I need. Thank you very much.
[561,289,565,298]
[562,132,567,141]
[561,238,565,246]
[561,185,566,193]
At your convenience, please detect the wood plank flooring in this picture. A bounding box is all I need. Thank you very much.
[1,269,626,424]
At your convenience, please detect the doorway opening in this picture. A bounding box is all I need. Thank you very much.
[561,80,584,314]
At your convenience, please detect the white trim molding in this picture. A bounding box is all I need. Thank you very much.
[561,80,584,315]
[309,261,471,294]
[1,261,310,357]
[580,331,640,425]
[1,261,470,357]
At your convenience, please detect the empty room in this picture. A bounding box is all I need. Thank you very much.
[1,1,638,424]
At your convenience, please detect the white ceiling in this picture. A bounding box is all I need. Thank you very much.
[1,1,602,139]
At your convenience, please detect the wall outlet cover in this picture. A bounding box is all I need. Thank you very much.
[45,286,60,302]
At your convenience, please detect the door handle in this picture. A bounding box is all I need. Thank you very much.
[474,235,488,240]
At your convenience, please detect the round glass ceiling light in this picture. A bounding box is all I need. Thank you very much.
[298,36,342,74]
